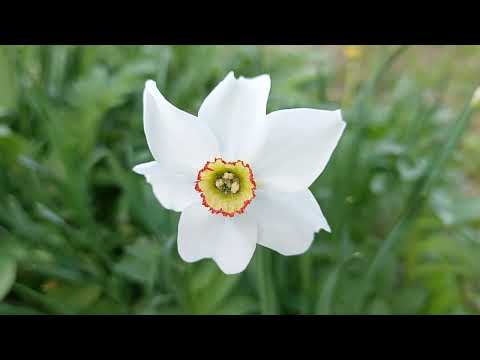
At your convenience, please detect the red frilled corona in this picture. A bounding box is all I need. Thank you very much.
[195,158,256,217]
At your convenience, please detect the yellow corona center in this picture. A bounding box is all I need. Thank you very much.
[195,158,256,217]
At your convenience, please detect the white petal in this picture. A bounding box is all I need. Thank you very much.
[251,109,346,192]
[198,72,271,162]
[143,80,219,173]
[133,161,197,212]
[248,189,330,256]
[177,203,257,274]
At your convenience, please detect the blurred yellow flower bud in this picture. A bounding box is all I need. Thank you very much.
[344,45,363,61]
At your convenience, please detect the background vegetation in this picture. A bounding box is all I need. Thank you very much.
[0,45,479,315]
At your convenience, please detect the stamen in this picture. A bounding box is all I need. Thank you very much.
[231,181,240,194]
[215,172,241,194]
[223,172,234,180]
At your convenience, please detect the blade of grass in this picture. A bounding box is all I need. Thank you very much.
[357,93,477,312]
[332,46,409,232]
[326,48,411,312]
[316,251,363,314]
[299,252,313,314]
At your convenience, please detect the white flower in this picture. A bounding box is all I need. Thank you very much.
[133,72,346,274]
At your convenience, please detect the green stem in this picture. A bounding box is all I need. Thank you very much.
[300,253,313,314]
[256,248,277,315]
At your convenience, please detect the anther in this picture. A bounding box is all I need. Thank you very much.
[231,181,240,194]
[223,172,234,180]
[215,172,240,194]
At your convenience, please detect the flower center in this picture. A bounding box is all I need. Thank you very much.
[215,172,240,194]
[195,158,256,217]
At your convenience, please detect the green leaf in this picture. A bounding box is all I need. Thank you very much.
[0,303,44,315]
[0,126,30,166]
[113,238,161,287]
[367,298,391,315]
[214,296,258,315]
[0,47,17,109]
[45,284,102,312]
[431,190,480,226]
[82,297,127,315]
[0,255,16,301]
[189,271,241,314]
[391,287,428,314]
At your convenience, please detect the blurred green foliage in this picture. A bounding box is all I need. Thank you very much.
[0,45,479,315]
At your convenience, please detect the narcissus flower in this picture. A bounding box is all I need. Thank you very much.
[133,72,346,274]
